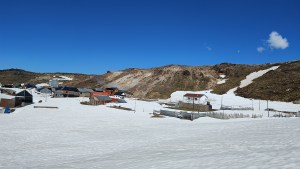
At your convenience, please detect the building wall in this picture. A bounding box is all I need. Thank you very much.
[80,93,91,97]
[54,90,80,97]
[89,96,106,105]
[178,101,212,112]
[183,96,207,105]
[0,98,22,108]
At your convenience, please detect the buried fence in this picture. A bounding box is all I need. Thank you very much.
[157,110,262,120]
[159,110,206,120]
[221,105,254,111]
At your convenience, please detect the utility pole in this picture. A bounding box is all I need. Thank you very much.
[134,100,137,113]
[221,96,223,109]
[193,97,195,112]
[267,100,269,117]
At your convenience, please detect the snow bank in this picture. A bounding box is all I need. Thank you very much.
[53,75,73,81]
[217,79,227,84]
[240,65,279,88]
[36,83,50,88]
[227,65,279,93]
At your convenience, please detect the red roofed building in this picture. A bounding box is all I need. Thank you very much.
[183,93,208,104]
[179,93,211,111]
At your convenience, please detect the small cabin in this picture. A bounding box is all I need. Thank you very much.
[183,93,208,105]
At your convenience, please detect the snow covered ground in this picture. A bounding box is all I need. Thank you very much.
[169,90,299,117]
[1,91,300,169]
[1,65,299,168]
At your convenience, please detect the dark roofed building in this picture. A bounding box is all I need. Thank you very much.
[114,91,126,99]
[16,90,33,103]
[53,86,80,97]
[78,88,94,97]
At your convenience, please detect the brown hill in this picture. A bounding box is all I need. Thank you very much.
[1,60,299,102]
[0,69,96,87]
[236,60,300,102]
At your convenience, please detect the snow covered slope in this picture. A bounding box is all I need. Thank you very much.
[227,65,280,94]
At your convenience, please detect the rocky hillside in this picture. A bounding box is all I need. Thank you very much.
[0,69,96,87]
[93,65,218,99]
[1,60,299,102]
[236,60,300,102]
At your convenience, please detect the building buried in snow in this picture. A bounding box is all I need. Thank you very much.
[177,93,212,112]
[0,88,33,107]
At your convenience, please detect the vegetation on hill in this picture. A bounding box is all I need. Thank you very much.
[212,63,272,94]
[0,69,95,87]
[236,60,300,102]
[1,60,299,102]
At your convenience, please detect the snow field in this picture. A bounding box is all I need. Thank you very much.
[1,94,300,168]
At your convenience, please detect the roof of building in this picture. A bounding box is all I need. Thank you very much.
[40,88,52,94]
[91,91,110,96]
[114,91,126,96]
[78,88,94,93]
[61,86,79,92]
[94,88,104,92]
[95,95,112,101]
[1,88,32,95]
[183,93,205,98]
[16,90,33,97]
[0,93,15,99]
[106,87,118,91]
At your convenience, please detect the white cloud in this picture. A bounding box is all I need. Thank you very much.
[267,31,289,49]
[257,47,265,53]
[206,47,212,51]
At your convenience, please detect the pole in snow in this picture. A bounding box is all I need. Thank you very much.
[267,100,269,117]
[134,100,137,113]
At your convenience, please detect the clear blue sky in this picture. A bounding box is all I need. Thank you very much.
[1,0,299,74]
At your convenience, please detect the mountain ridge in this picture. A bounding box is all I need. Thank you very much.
[1,60,299,102]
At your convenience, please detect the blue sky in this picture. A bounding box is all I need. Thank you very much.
[0,0,300,74]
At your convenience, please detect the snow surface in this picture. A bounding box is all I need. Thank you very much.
[1,90,300,168]
[36,83,50,88]
[217,79,227,84]
[53,76,73,81]
[0,65,298,169]
[227,66,279,94]
[219,74,226,78]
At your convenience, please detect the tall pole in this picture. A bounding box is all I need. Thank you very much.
[221,96,223,110]
[134,100,136,113]
[267,100,269,117]
[193,97,195,111]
